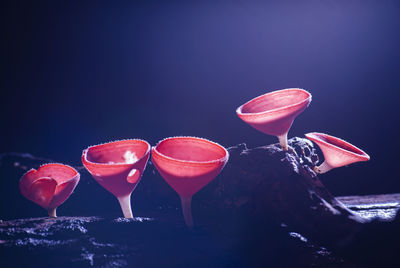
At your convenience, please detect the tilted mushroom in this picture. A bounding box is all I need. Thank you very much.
[305,132,370,174]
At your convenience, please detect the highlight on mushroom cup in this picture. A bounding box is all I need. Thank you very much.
[236,88,312,151]
[19,163,80,217]
[81,139,151,218]
[151,136,229,228]
[305,132,370,174]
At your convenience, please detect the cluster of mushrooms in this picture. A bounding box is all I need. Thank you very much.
[19,88,369,228]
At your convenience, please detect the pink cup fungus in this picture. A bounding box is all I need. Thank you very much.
[151,136,229,228]
[236,88,312,150]
[305,132,370,174]
[81,139,151,218]
[19,163,80,217]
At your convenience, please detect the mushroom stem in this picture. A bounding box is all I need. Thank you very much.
[278,133,289,151]
[117,195,133,219]
[180,196,194,229]
[314,161,333,174]
[47,208,57,218]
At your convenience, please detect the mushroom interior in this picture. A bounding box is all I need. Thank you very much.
[156,138,226,162]
[241,89,310,114]
[86,140,149,164]
[34,164,77,184]
[314,133,366,156]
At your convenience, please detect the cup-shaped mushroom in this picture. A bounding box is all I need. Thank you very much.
[305,132,370,174]
[151,136,229,228]
[81,139,151,218]
[19,163,80,217]
[236,88,312,150]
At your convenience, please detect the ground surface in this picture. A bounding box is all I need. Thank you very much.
[1,140,400,267]
[1,194,399,267]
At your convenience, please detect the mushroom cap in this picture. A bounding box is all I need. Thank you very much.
[82,139,151,197]
[151,136,229,197]
[305,132,370,169]
[236,88,312,136]
[19,163,80,210]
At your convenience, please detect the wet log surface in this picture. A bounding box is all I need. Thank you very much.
[1,138,400,267]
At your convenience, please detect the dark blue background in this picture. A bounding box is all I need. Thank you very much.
[1,0,399,203]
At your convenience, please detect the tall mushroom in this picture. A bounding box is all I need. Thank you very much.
[236,88,312,150]
[82,139,151,218]
[151,136,229,228]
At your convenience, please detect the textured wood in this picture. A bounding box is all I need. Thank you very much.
[338,193,400,221]
[1,140,400,267]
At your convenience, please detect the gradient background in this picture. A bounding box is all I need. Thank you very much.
[1,0,400,217]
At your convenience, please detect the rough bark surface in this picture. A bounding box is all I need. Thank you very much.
[193,138,365,247]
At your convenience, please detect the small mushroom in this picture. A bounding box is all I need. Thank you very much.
[151,136,229,228]
[19,163,80,217]
[82,139,151,218]
[305,132,370,174]
[236,88,312,150]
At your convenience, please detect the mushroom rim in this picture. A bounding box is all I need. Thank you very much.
[21,163,79,182]
[82,139,151,167]
[305,132,370,161]
[151,136,229,166]
[236,88,312,117]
